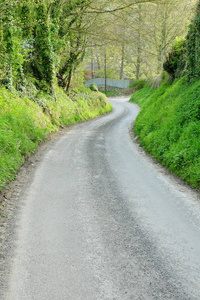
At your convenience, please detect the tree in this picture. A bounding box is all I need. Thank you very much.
[1,0,25,90]
[0,0,197,94]
[83,0,197,81]
[34,1,55,95]
[56,0,92,90]
[147,0,195,73]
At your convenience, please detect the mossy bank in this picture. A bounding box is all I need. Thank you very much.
[0,86,112,191]
[130,77,200,189]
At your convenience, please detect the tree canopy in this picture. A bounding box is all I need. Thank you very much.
[0,0,198,95]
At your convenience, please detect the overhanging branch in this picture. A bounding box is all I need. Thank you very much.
[84,0,159,14]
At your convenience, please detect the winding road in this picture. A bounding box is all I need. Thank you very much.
[2,96,200,299]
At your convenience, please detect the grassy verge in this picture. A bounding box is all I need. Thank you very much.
[0,86,112,191]
[130,77,200,189]
[102,91,121,97]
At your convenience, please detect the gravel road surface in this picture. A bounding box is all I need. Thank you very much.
[1,96,200,299]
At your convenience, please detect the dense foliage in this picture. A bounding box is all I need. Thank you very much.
[131,79,147,90]
[0,0,196,88]
[163,38,186,81]
[186,2,200,82]
[130,77,200,188]
[0,0,92,94]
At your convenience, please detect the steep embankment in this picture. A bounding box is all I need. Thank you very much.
[130,77,200,189]
[0,86,112,191]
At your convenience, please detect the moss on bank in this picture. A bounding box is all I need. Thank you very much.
[130,77,200,189]
[0,86,112,190]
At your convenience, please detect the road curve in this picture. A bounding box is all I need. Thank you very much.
[2,96,200,299]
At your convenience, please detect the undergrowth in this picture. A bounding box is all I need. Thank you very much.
[0,86,112,190]
[130,77,200,189]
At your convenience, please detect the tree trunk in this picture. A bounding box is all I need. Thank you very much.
[158,10,167,73]
[35,2,55,97]
[96,52,101,71]
[3,3,14,90]
[120,43,125,79]
[136,53,141,80]
[136,5,142,80]
[91,43,94,79]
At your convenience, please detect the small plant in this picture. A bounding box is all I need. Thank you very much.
[1,78,10,88]
[89,83,98,92]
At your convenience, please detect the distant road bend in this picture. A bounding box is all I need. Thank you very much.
[2,96,200,299]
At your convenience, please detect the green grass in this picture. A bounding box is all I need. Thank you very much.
[0,86,112,191]
[130,77,200,189]
[102,90,121,97]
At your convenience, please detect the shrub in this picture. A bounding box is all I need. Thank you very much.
[89,83,98,92]
[163,38,186,81]
[131,79,147,90]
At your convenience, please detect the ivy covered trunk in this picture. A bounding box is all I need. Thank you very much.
[57,13,86,92]
[35,1,55,97]
[3,2,14,90]
[2,1,27,91]
[187,1,200,82]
